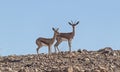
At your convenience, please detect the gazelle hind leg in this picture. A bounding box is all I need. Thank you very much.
[54,40,62,53]
[36,46,41,54]
[56,46,60,52]
[36,41,42,54]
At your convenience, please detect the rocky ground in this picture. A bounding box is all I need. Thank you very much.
[0,47,120,72]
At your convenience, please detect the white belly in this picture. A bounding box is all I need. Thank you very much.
[61,38,68,41]
[41,42,48,46]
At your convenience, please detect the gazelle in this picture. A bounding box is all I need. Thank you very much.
[54,21,79,53]
[36,28,59,54]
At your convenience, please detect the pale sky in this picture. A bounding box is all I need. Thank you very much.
[0,0,120,56]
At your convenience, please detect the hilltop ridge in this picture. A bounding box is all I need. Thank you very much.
[0,47,120,72]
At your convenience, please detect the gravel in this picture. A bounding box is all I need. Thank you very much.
[0,47,120,72]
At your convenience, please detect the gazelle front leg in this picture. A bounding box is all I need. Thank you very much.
[68,40,72,52]
[48,45,51,54]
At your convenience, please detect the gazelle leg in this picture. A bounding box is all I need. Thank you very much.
[57,46,60,52]
[68,40,72,52]
[54,40,62,53]
[54,45,57,53]
[48,46,51,54]
[36,46,41,54]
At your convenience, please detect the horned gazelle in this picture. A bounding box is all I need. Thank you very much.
[54,21,79,53]
[36,28,59,54]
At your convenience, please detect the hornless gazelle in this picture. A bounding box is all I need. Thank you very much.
[54,21,79,53]
[36,28,59,54]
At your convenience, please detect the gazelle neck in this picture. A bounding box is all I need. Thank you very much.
[51,32,56,44]
[72,26,75,37]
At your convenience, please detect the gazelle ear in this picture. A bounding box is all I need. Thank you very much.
[52,27,55,31]
[76,21,79,24]
[75,21,79,26]
[68,22,72,25]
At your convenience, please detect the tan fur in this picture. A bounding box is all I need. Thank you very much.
[54,21,79,53]
[36,28,59,54]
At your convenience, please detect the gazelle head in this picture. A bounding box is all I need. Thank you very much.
[52,27,59,36]
[68,21,79,28]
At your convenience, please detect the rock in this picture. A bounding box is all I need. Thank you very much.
[97,47,113,55]
[77,49,82,53]
[74,66,81,71]
[68,66,73,72]
[18,68,26,72]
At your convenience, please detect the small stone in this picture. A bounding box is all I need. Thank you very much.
[18,68,26,72]
[68,66,73,72]
[74,66,81,71]
[98,47,113,55]
[77,49,82,53]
